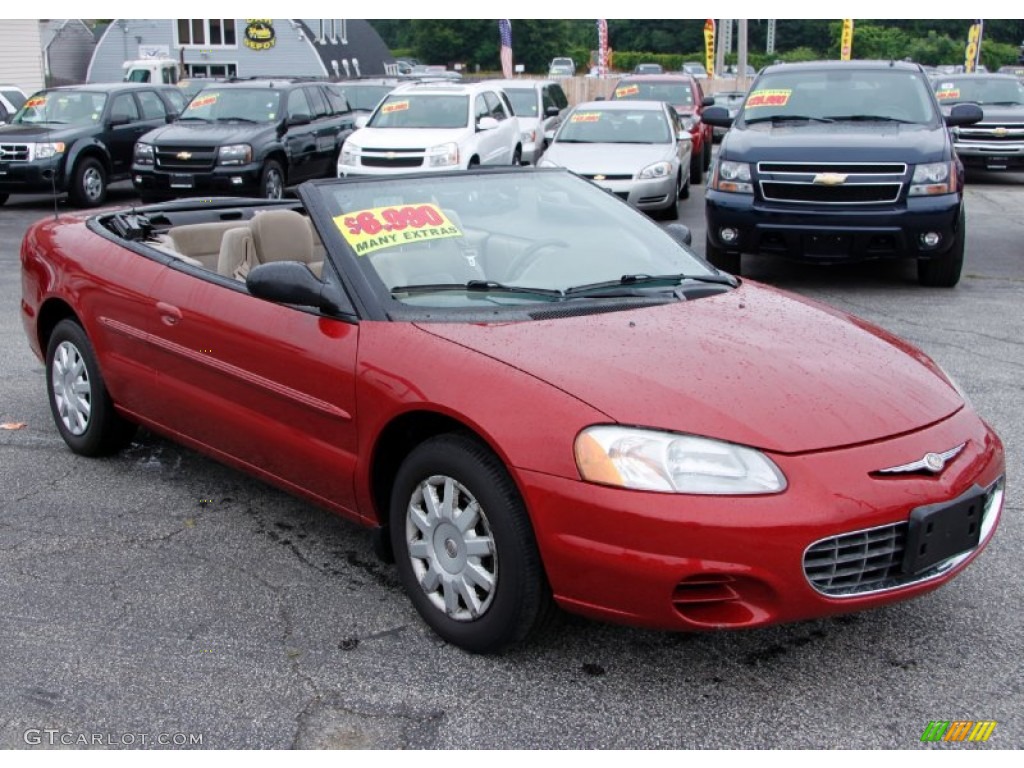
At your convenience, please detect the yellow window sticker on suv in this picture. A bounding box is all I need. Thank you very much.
[745,89,792,108]
[188,94,219,110]
[614,84,640,98]
[935,88,961,100]
[570,112,602,123]
[381,100,410,114]
[335,204,462,256]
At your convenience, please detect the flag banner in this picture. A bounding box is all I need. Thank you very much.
[499,19,513,78]
[704,19,716,78]
[841,19,854,61]
[965,20,983,73]
[597,19,609,76]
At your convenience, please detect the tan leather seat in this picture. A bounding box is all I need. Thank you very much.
[217,209,320,280]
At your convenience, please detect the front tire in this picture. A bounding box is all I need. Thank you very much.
[512,145,522,166]
[0,193,8,206]
[69,157,107,208]
[918,208,965,287]
[705,234,740,274]
[690,147,704,184]
[390,433,552,654]
[45,319,136,456]
[260,159,285,199]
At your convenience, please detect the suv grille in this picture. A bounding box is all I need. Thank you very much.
[757,161,907,205]
[956,122,1024,143]
[155,145,218,171]
[360,147,425,169]
[0,143,30,161]
[804,523,907,596]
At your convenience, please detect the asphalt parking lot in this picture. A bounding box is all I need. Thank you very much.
[1,170,1022,749]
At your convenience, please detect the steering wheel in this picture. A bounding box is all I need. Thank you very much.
[505,239,571,281]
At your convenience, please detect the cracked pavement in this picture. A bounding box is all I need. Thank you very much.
[1,174,1022,749]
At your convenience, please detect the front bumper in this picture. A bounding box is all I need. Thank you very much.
[706,189,963,262]
[132,162,264,197]
[518,407,1003,632]
[591,174,676,212]
[0,157,68,194]
[954,141,1024,169]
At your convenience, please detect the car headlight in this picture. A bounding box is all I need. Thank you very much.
[575,426,787,494]
[679,115,697,131]
[427,141,459,167]
[340,143,361,167]
[638,161,672,180]
[33,142,66,160]
[522,130,535,144]
[134,142,154,166]
[217,144,252,166]
[909,161,955,196]
[711,159,753,194]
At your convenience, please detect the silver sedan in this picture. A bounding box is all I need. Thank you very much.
[538,100,692,219]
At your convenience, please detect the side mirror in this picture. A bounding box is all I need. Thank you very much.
[945,103,983,127]
[595,96,606,101]
[247,261,341,312]
[702,96,716,107]
[662,223,692,246]
[544,105,560,118]
[477,116,499,131]
[288,113,312,126]
[701,105,733,128]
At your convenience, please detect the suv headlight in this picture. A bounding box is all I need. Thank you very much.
[340,142,360,167]
[711,159,753,194]
[217,144,252,166]
[134,142,154,166]
[909,161,955,196]
[679,115,697,131]
[33,142,66,160]
[575,426,787,494]
[638,161,672,179]
[427,142,459,168]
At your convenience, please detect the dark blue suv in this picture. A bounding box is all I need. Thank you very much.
[703,61,982,287]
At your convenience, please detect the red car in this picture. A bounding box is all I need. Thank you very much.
[610,73,714,184]
[21,169,1004,654]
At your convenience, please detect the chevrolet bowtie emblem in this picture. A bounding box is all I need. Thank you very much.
[813,172,847,185]
[593,174,606,181]
[875,443,966,475]
[176,151,192,160]
[387,152,397,159]
[994,127,1008,137]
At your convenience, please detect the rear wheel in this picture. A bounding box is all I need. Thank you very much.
[45,319,136,456]
[390,433,552,654]
[918,208,965,287]
[69,157,107,208]
[705,235,740,274]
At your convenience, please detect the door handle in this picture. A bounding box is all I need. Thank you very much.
[156,302,182,326]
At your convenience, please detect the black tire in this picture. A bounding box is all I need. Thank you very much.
[45,319,136,457]
[689,151,704,185]
[703,137,712,171]
[259,159,285,200]
[0,193,8,206]
[390,433,552,654]
[705,234,741,274]
[468,157,480,169]
[69,157,107,208]
[918,208,965,288]
[512,145,522,166]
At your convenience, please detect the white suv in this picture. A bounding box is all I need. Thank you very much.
[338,81,522,176]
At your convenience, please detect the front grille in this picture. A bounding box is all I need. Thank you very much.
[155,145,218,171]
[757,161,906,206]
[582,173,632,181]
[361,155,423,168]
[0,143,31,161]
[804,523,907,596]
[957,123,1024,144]
[761,182,902,204]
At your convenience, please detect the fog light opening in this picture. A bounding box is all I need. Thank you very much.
[720,227,739,244]
[231,177,244,185]
[920,231,942,248]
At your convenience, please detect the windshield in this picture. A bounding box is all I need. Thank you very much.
[739,68,938,125]
[181,89,282,122]
[612,81,694,106]
[556,108,671,144]
[337,84,394,112]
[369,94,468,129]
[320,171,716,309]
[14,90,107,125]
[934,77,1024,105]
[504,88,538,117]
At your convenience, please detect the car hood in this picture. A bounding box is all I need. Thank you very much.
[544,142,676,174]
[145,121,274,146]
[414,283,962,454]
[0,123,91,142]
[349,126,470,149]
[723,121,949,163]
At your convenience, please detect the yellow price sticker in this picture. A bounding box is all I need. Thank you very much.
[745,89,792,108]
[335,204,462,256]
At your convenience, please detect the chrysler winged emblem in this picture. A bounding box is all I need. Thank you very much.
[813,172,848,185]
[875,443,965,475]
[176,151,192,160]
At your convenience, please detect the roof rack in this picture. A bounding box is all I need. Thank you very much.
[226,75,327,84]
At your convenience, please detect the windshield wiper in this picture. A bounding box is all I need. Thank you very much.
[391,280,565,299]
[981,101,1024,106]
[824,114,916,124]
[218,116,260,123]
[555,138,597,143]
[176,116,209,122]
[744,115,835,124]
[565,272,737,297]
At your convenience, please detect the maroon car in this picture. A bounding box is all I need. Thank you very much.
[610,73,714,183]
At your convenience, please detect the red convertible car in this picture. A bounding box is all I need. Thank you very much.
[20,169,1004,653]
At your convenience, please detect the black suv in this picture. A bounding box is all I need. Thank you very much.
[703,61,983,287]
[0,83,186,207]
[933,73,1024,172]
[132,78,354,201]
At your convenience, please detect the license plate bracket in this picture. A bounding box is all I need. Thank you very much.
[902,486,985,575]
[169,173,194,189]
